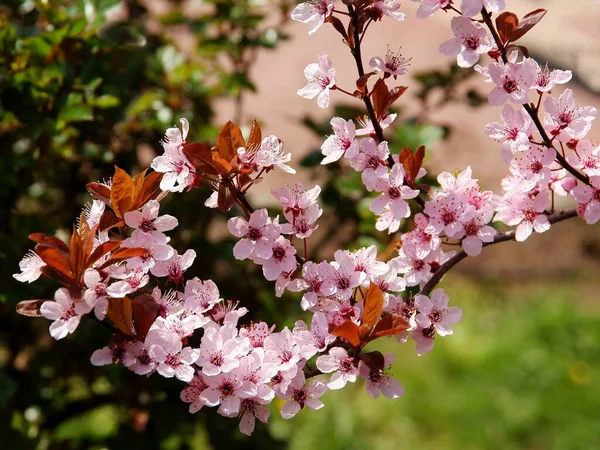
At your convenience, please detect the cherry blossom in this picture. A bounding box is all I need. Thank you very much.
[254,236,298,281]
[291,0,334,35]
[358,353,404,399]
[197,324,249,376]
[461,0,505,17]
[414,0,452,19]
[532,62,572,93]
[494,191,551,241]
[321,117,359,164]
[567,140,600,177]
[484,52,537,106]
[148,331,199,382]
[227,209,282,261]
[372,0,406,21]
[370,164,419,220]
[484,104,534,162]
[369,47,410,78]
[180,375,209,414]
[279,372,328,419]
[349,138,391,191]
[544,89,597,142]
[151,249,196,284]
[316,347,359,390]
[13,250,45,283]
[124,199,178,238]
[571,176,600,224]
[439,16,492,68]
[297,53,336,109]
[151,118,195,192]
[40,288,91,340]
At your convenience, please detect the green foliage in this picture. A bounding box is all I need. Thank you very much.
[268,277,600,450]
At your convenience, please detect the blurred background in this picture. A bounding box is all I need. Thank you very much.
[1,0,600,449]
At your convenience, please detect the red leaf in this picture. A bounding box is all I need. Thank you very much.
[361,283,384,331]
[98,210,119,232]
[217,182,235,213]
[512,9,547,42]
[16,299,48,317]
[386,86,408,110]
[371,78,389,122]
[131,294,161,341]
[69,226,84,280]
[36,246,73,281]
[87,182,111,204]
[326,15,348,41]
[29,233,70,259]
[495,11,519,44]
[371,314,410,339]
[216,121,245,163]
[85,241,121,269]
[356,71,376,95]
[182,143,219,176]
[247,120,262,149]
[110,166,135,219]
[329,321,361,348]
[107,297,136,337]
[133,171,163,210]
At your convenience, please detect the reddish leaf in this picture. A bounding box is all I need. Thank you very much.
[216,121,245,163]
[98,210,119,232]
[512,9,547,42]
[36,246,73,281]
[414,145,425,176]
[399,147,415,183]
[87,182,111,204]
[370,314,410,339]
[495,11,519,44]
[211,151,234,176]
[356,71,376,95]
[247,120,262,150]
[131,294,161,341]
[329,320,361,348]
[217,182,236,213]
[132,169,147,198]
[16,299,48,317]
[29,233,70,258]
[133,171,164,209]
[69,226,84,280]
[361,283,384,331]
[40,265,73,286]
[386,86,408,110]
[326,15,348,41]
[183,143,219,176]
[358,350,385,373]
[110,166,135,219]
[78,217,96,257]
[107,297,136,337]
[371,78,389,122]
[85,241,121,269]
[96,247,148,270]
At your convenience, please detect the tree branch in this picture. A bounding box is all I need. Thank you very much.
[418,208,578,296]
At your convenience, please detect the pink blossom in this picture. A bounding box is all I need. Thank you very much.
[82,199,105,228]
[349,138,391,191]
[401,214,441,259]
[83,268,109,320]
[439,16,492,68]
[484,104,534,162]
[201,372,256,417]
[122,229,174,272]
[330,250,364,300]
[316,347,359,390]
[293,261,337,310]
[321,117,359,164]
[486,53,537,106]
[148,331,199,382]
[13,250,45,283]
[239,397,271,436]
[355,113,397,136]
[424,193,476,239]
[239,321,276,348]
[494,191,551,241]
[350,245,389,284]
[297,53,336,109]
[238,134,295,174]
[106,267,150,298]
[254,236,298,281]
[91,340,127,366]
[180,375,209,413]
[280,371,328,419]
[264,328,301,373]
[415,289,462,336]
[532,62,572,93]
[291,0,334,35]
[461,0,505,17]
[197,324,249,376]
[183,278,221,314]
[151,249,196,284]
[544,89,597,142]
[369,47,410,78]
[510,145,556,186]
[372,0,406,21]
[414,0,452,19]
[40,288,90,340]
[571,176,600,224]
[227,209,282,260]
[371,164,419,219]
[151,118,195,192]
[358,353,404,399]
[123,341,157,375]
[293,312,334,358]
[567,140,600,177]
[124,199,178,238]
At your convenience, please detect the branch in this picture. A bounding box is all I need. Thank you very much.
[418,208,578,296]
[479,7,589,186]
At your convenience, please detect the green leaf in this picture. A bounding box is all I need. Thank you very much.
[93,94,120,108]
[59,104,94,123]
